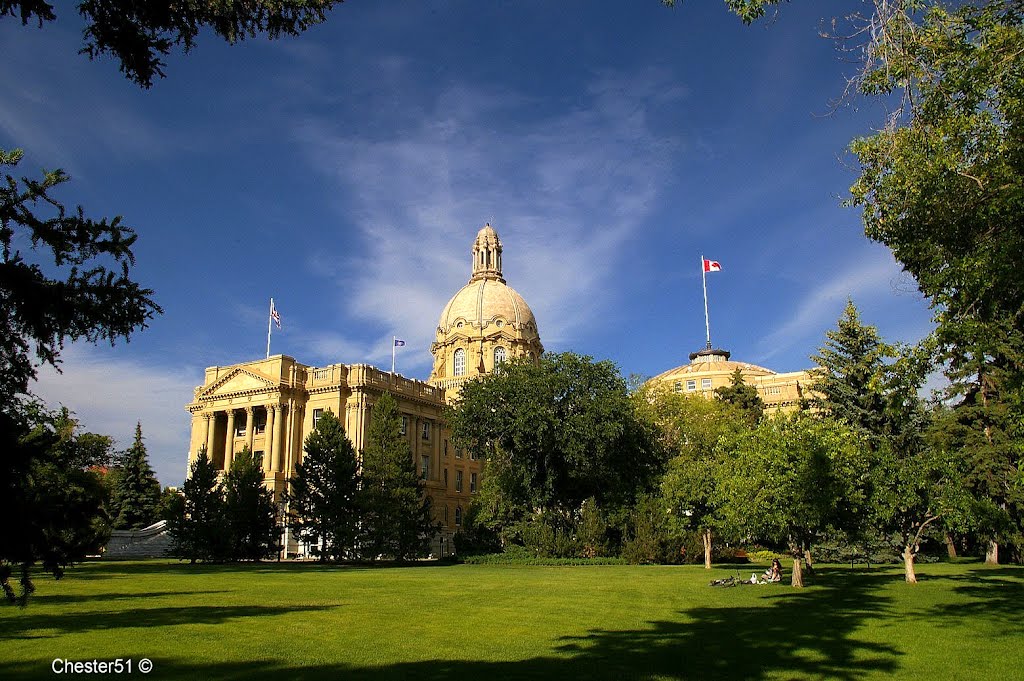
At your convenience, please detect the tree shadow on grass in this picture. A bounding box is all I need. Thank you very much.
[919,565,1024,633]
[0,604,339,641]
[69,559,454,580]
[2,570,904,681]
[30,590,230,607]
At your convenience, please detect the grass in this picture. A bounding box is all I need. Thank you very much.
[1,559,1021,680]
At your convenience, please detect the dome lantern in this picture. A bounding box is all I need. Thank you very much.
[470,223,505,283]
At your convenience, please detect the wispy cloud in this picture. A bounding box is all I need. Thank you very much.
[32,345,203,487]
[293,67,686,375]
[755,247,916,362]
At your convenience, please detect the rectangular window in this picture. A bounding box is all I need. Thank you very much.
[443,468,449,487]
[455,470,463,492]
[254,412,266,434]
[686,379,696,392]
[420,455,429,479]
[421,421,431,440]
[254,451,265,468]
[235,421,245,437]
[701,378,713,390]
[674,381,682,393]
[400,416,408,436]
[444,440,448,457]
[312,408,324,429]
[456,447,463,459]
[470,472,477,493]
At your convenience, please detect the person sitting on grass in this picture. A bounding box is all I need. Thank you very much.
[760,558,782,584]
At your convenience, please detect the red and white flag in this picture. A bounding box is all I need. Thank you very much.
[703,258,722,273]
[270,300,282,329]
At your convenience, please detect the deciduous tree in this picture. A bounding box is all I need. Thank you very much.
[719,414,868,587]
[448,353,660,545]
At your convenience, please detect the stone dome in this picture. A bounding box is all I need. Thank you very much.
[429,224,544,395]
[436,279,540,339]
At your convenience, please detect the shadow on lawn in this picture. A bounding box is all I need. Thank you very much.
[67,559,453,580]
[3,570,904,681]
[921,565,1024,633]
[0,603,339,641]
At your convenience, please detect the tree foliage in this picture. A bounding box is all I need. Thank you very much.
[636,384,749,568]
[1,404,109,605]
[1,0,344,88]
[359,392,435,561]
[167,447,226,564]
[111,422,160,530]
[714,368,764,426]
[0,148,160,404]
[718,414,868,586]
[222,446,279,561]
[448,352,660,545]
[286,410,360,561]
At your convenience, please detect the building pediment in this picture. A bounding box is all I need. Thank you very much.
[198,368,278,399]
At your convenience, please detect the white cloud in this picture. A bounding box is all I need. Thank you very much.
[31,345,203,487]
[293,68,685,373]
[756,249,912,362]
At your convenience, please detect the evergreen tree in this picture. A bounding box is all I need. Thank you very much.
[111,422,161,529]
[2,404,109,604]
[359,392,436,561]
[286,411,360,561]
[167,447,226,563]
[714,367,764,426]
[223,446,279,561]
[811,300,892,447]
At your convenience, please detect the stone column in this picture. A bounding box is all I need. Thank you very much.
[245,406,255,451]
[224,409,236,470]
[271,405,285,473]
[265,405,277,472]
[204,412,217,461]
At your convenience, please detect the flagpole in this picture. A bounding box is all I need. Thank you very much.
[266,298,273,359]
[391,336,396,374]
[701,256,712,350]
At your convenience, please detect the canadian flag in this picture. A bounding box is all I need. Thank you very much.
[703,258,722,273]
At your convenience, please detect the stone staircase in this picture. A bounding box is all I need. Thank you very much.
[104,520,172,559]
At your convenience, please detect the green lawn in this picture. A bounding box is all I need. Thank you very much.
[1,559,1020,680]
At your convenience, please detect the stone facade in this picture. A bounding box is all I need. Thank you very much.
[185,224,537,553]
[647,347,814,413]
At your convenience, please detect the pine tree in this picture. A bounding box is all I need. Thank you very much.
[359,392,436,561]
[167,447,226,563]
[811,300,892,448]
[112,422,161,530]
[223,447,279,561]
[714,368,764,426]
[286,411,360,561]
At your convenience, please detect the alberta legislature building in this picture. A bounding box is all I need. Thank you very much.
[184,224,811,555]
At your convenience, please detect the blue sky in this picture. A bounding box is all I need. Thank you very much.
[2,1,935,486]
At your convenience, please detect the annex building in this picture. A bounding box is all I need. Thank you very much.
[648,346,813,413]
[185,224,543,553]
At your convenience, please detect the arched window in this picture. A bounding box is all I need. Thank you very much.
[453,348,466,376]
[494,346,506,366]
[455,506,463,526]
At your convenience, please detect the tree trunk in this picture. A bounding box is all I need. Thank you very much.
[791,557,803,588]
[986,540,999,565]
[803,548,815,576]
[903,545,918,584]
[702,529,712,570]
[944,533,958,559]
